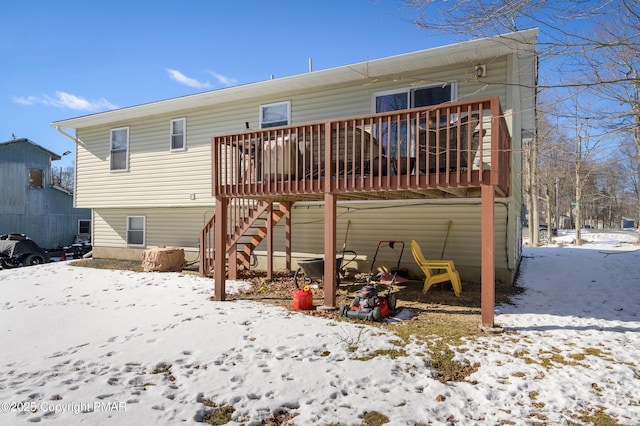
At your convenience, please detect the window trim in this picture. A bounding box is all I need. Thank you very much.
[259,101,291,128]
[170,118,186,151]
[126,215,146,247]
[110,126,130,172]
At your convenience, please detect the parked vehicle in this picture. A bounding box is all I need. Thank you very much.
[45,235,93,260]
[0,234,50,268]
[539,224,558,239]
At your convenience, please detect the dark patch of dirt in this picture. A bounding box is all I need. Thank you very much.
[69,259,523,334]
[71,258,146,272]
[227,270,522,334]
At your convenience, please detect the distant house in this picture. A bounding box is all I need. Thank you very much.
[621,217,635,229]
[0,138,91,249]
[52,29,538,326]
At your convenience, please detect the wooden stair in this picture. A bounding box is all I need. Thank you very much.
[199,200,289,276]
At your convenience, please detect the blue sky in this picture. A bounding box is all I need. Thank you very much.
[2,0,468,168]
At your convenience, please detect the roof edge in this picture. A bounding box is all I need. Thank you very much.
[52,28,539,130]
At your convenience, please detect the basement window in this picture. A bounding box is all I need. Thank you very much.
[126,216,145,246]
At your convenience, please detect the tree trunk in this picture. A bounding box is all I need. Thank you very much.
[575,161,583,245]
[531,135,540,245]
[634,73,640,230]
[544,185,553,243]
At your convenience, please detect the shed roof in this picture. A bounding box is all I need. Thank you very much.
[51,28,538,130]
[0,138,62,161]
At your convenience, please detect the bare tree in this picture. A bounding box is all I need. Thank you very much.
[617,138,640,218]
[401,0,640,229]
[535,108,566,243]
[522,118,540,244]
[583,6,640,224]
[51,165,75,193]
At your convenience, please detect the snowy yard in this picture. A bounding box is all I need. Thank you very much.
[1,230,639,425]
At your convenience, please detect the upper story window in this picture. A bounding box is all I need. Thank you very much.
[373,83,457,158]
[374,82,456,114]
[28,169,44,188]
[110,127,129,172]
[260,101,290,128]
[170,118,186,151]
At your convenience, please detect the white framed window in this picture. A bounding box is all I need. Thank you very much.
[78,219,91,237]
[170,118,186,151]
[110,127,129,171]
[28,169,44,188]
[372,83,457,158]
[260,101,290,128]
[126,216,145,246]
[373,82,457,114]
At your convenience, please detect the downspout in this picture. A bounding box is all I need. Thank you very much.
[54,126,83,145]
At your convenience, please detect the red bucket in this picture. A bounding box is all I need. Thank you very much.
[293,286,314,310]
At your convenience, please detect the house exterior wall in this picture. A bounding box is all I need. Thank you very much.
[91,201,511,283]
[278,201,510,283]
[74,58,510,209]
[91,207,211,261]
[0,140,92,248]
[63,31,537,284]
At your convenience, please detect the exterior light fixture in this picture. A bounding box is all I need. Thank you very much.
[474,64,486,78]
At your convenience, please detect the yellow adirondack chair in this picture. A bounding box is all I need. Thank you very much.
[410,240,462,297]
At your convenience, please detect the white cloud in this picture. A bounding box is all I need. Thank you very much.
[209,71,238,87]
[166,69,211,89]
[12,91,118,111]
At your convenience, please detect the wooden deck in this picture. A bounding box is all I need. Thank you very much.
[212,97,510,201]
[205,96,511,327]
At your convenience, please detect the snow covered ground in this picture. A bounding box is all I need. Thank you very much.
[1,230,639,425]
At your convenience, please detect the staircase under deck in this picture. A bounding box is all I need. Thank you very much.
[206,97,511,327]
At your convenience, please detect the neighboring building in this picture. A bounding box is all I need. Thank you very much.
[52,29,538,291]
[0,138,91,249]
[621,217,635,229]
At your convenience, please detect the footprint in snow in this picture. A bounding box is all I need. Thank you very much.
[96,393,114,399]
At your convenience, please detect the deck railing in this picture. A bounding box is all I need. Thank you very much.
[212,97,510,200]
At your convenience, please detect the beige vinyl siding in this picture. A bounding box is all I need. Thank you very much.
[75,58,512,209]
[91,202,511,282]
[93,206,214,258]
[76,119,213,208]
[263,201,511,283]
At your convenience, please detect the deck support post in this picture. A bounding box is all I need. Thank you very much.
[214,195,228,301]
[323,192,337,307]
[266,201,273,280]
[283,201,292,272]
[481,184,495,327]
[228,242,237,280]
